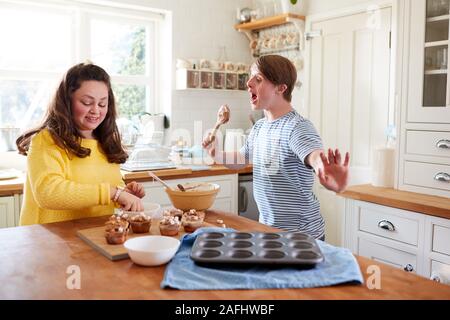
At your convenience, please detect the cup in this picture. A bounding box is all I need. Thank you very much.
[262,37,271,49]
[142,202,162,219]
[236,63,248,73]
[269,37,277,49]
[176,59,192,69]
[199,59,211,70]
[210,60,225,71]
[225,61,236,72]
[439,47,448,69]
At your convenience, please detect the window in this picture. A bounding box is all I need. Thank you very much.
[0,0,163,129]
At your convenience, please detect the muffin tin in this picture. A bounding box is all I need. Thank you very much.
[190,231,324,266]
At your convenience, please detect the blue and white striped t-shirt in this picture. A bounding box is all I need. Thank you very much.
[240,110,325,239]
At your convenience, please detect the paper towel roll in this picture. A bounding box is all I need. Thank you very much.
[371,147,395,188]
[431,270,450,286]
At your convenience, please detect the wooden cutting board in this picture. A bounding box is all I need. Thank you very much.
[77,218,215,261]
[120,168,193,181]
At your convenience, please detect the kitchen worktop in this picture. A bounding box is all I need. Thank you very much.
[1,211,449,299]
[121,165,253,182]
[0,175,24,196]
[340,184,450,220]
[0,165,253,196]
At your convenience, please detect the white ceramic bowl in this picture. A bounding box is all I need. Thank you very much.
[124,236,180,267]
[122,202,161,219]
[142,202,161,218]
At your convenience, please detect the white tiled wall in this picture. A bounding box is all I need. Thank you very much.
[118,0,255,146]
[304,0,372,15]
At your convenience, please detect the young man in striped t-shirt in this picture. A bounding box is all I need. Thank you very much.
[203,55,349,240]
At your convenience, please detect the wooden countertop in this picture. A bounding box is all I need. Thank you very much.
[340,184,450,220]
[1,211,449,299]
[122,165,253,183]
[0,175,25,196]
[0,165,252,196]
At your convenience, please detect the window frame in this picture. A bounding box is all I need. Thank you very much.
[0,0,164,128]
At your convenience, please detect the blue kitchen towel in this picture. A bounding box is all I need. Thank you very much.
[161,228,364,290]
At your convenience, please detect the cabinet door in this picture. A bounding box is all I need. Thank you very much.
[431,259,450,279]
[211,198,232,212]
[424,215,450,277]
[408,0,450,123]
[0,196,15,228]
[142,183,171,207]
[16,194,23,226]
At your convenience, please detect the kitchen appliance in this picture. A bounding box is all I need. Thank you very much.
[224,129,246,152]
[238,173,259,221]
[371,147,395,187]
[139,113,165,145]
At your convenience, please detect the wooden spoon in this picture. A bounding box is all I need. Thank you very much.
[177,183,203,192]
[204,104,230,147]
[147,171,180,191]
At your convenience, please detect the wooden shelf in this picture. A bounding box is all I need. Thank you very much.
[425,40,449,47]
[427,14,450,23]
[234,13,305,32]
[425,69,448,75]
[234,13,306,57]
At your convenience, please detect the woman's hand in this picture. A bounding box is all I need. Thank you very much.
[125,181,145,198]
[317,148,350,193]
[117,191,144,212]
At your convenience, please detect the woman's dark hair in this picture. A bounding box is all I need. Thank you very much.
[254,55,297,102]
[16,62,128,164]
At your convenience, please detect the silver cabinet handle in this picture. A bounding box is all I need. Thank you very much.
[404,264,414,272]
[434,172,450,183]
[436,139,450,149]
[378,220,395,232]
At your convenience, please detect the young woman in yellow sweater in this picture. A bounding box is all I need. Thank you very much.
[16,62,145,225]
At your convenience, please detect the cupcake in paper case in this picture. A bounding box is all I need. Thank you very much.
[105,215,130,245]
[164,208,183,220]
[129,212,152,234]
[181,209,205,233]
[159,214,181,236]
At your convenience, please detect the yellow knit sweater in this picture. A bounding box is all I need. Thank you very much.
[20,129,124,225]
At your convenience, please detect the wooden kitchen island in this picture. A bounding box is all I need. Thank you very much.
[1,211,449,300]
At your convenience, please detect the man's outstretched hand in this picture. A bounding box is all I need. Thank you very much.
[317,149,350,193]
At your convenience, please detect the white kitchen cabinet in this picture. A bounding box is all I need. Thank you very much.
[358,236,418,273]
[407,0,450,123]
[0,194,24,229]
[398,0,450,198]
[0,196,16,228]
[424,215,450,277]
[344,199,426,276]
[16,194,23,226]
[141,174,238,214]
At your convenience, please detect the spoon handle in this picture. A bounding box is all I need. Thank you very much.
[210,125,220,138]
[147,171,172,190]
